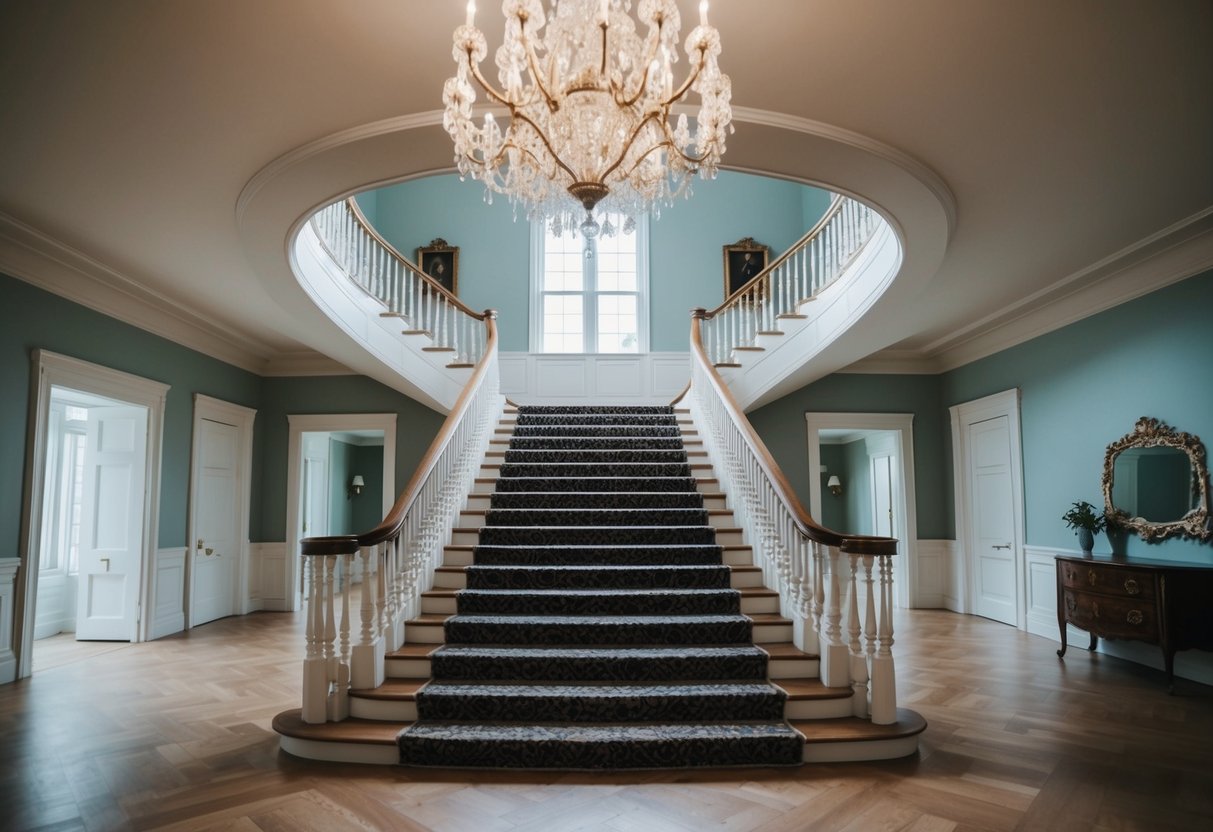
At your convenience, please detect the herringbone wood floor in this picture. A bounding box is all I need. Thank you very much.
[3,608,1211,831]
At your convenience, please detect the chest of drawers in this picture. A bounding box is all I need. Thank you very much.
[1056,554,1213,691]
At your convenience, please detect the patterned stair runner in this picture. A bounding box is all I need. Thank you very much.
[397,405,803,769]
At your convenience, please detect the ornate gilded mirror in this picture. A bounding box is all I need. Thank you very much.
[1102,417,1212,541]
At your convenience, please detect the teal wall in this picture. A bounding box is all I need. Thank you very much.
[359,172,832,352]
[0,273,262,551]
[255,376,443,542]
[750,373,950,539]
[351,444,386,532]
[751,269,1213,563]
[327,438,354,536]
[0,273,444,554]
[818,444,846,530]
[841,438,873,534]
[939,269,1213,560]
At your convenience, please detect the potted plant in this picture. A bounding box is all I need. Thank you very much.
[1062,500,1106,555]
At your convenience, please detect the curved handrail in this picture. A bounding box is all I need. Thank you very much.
[710,195,844,314]
[301,312,499,557]
[690,309,896,557]
[343,198,485,320]
[699,195,881,366]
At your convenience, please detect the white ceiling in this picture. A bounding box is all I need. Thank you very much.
[1,1,1210,383]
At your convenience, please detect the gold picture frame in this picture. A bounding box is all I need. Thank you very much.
[416,238,459,296]
[722,237,769,299]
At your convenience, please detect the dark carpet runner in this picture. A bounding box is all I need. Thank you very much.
[397,405,802,769]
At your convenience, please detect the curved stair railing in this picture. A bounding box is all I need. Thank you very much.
[702,195,882,367]
[297,313,503,724]
[311,198,488,367]
[687,309,902,724]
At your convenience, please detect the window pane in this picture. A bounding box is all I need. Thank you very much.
[543,294,583,353]
[597,294,638,353]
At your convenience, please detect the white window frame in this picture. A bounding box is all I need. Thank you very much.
[529,216,650,353]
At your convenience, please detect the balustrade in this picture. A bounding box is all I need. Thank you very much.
[701,195,882,367]
[299,311,502,724]
[687,311,900,724]
[311,199,488,367]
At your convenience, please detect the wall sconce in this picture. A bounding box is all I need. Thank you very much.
[827,475,843,496]
[349,474,365,499]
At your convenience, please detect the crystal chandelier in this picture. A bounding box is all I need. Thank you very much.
[444,0,732,237]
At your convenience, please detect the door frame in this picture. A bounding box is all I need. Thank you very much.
[187,395,256,628]
[805,412,918,608]
[17,350,169,678]
[949,388,1026,624]
[285,413,396,612]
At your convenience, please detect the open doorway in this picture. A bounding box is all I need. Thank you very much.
[18,351,168,679]
[285,414,397,611]
[805,412,918,608]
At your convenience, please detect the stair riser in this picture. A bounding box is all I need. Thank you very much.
[420,593,772,615]
[510,426,683,438]
[503,450,690,464]
[427,652,770,683]
[517,406,675,415]
[437,566,754,590]
[752,622,794,643]
[398,733,803,769]
[441,591,742,616]
[468,527,720,546]
[488,476,703,493]
[415,692,787,723]
[463,565,732,590]
[486,492,707,510]
[451,545,726,567]
[444,619,755,646]
[476,509,711,528]
[505,437,688,450]
[785,698,854,720]
[768,657,821,679]
[498,462,693,479]
[349,697,418,721]
[514,415,678,426]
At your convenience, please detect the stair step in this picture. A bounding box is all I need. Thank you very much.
[473,526,720,547]
[465,564,732,590]
[349,679,427,721]
[481,508,709,527]
[486,491,707,510]
[464,544,725,567]
[428,644,772,682]
[443,614,756,645]
[502,449,691,463]
[510,425,683,437]
[794,708,928,763]
[441,588,742,616]
[762,642,821,679]
[415,682,787,722]
[497,462,696,479]
[515,414,678,426]
[491,476,701,493]
[398,721,803,769]
[518,405,675,414]
[504,436,690,450]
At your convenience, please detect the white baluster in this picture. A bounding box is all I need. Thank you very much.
[870,554,898,724]
[847,554,869,718]
[301,556,328,723]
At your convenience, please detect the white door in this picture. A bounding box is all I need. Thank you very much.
[191,419,240,626]
[969,415,1018,625]
[871,454,895,538]
[302,440,329,538]
[75,406,147,641]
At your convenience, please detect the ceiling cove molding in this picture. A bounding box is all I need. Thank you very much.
[851,206,1213,375]
[0,211,285,374]
[727,106,958,237]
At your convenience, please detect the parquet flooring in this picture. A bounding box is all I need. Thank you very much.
[3,608,1211,831]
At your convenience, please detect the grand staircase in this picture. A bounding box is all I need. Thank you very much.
[274,404,925,768]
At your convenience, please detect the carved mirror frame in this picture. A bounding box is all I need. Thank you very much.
[1102,416,1212,541]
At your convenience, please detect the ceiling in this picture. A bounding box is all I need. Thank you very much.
[1,1,1210,384]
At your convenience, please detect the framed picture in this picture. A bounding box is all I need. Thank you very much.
[723,237,769,298]
[416,238,459,295]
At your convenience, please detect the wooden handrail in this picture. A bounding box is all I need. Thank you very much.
[689,308,897,557]
[706,195,845,316]
[344,198,488,321]
[301,311,499,557]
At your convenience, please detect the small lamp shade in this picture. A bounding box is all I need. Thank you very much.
[349,474,365,498]
[827,475,842,496]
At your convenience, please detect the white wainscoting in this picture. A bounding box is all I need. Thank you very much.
[1023,544,1213,686]
[0,558,21,683]
[149,547,187,640]
[499,352,690,405]
[253,543,291,612]
[913,540,956,609]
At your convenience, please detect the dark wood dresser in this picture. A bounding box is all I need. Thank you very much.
[1056,554,1213,691]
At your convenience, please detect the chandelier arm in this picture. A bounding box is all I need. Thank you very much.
[659,47,708,109]
[517,16,561,112]
[477,138,550,177]
[465,48,523,110]
[597,109,668,182]
[508,110,582,183]
[612,16,667,108]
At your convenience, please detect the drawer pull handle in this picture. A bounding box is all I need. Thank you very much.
[1124,578,1140,596]
[1087,570,1098,586]
[1127,609,1143,626]
[1093,601,1100,619]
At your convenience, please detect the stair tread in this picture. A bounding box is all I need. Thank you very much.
[387,644,440,659]
[403,721,800,741]
[792,708,928,743]
[351,679,428,699]
[421,682,783,697]
[434,645,768,659]
[272,709,405,746]
[776,680,852,700]
[760,642,818,659]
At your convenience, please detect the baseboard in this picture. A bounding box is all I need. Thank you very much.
[1023,544,1213,687]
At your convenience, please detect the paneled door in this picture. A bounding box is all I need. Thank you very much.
[969,415,1018,625]
[871,453,895,538]
[75,405,147,641]
[191,418,240,626]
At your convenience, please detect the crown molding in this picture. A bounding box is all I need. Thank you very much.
[850,207,1213,375]
[0,210,337,376]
